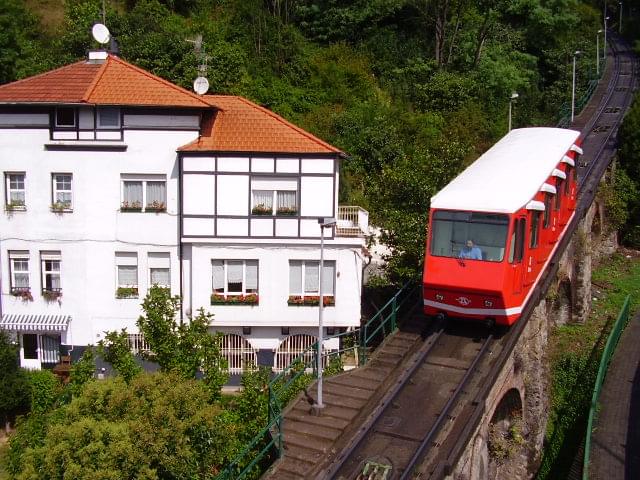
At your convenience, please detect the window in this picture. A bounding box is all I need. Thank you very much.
[97,107,121,129]
[529,211,541,248]
[40,251,61,295]
[121,175,166,212]
[429,210,510,262]
[5,173,25,209]
[9,251,29,294]
[289,260,335,298]
[251,178,297,215]
[565,167,573,195]
[22,334,38,360]
[212,260,258,301]
[543,193,552,228]
[509,218,526,264]
[116,252,138,298]
[55,107,75,127]
[149,253,170,288]
[52,173,72,210]
[555,177,564,210]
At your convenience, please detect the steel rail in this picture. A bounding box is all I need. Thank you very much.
[430,33,638,479]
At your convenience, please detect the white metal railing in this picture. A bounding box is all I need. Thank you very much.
[127,333,150,356]
[337,206,369,237]
[274,334,330,372]
[41,334,61,364]
[221,334,258,374]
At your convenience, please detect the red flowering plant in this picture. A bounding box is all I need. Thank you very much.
[211,293,259,305]
[11,288,33,302]
[287,295,335,306]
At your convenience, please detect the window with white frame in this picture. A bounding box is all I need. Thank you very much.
[148,252,170,288]
[212,260,258,297]
[5,172,26,209]
[52,173,72,210]
[40,251,61,294]
[121,175,166,212]
[251,178,297,215]
[116,252,138,298]
[97,107,121,129]
[9,251,29,293]
[289,260,335,301]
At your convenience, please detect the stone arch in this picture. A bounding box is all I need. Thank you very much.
[591,202,602,236]
[468,433,488,480]
[487,388,524,464]
[220,334,258,374]
[554,276,573,326]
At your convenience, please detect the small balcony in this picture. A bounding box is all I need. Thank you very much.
[336,206,368,237]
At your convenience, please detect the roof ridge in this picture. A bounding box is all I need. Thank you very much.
[209,95,341,153]
[105,55,211,107]
[0,59,87,90]
[82,56,110,102]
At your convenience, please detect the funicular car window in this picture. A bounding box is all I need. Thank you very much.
[430,210,510,262]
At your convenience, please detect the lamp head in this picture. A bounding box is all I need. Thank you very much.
[574,50,583,56]
[318,217,337,228]
[510,92,519,99]
[598,29,603,33]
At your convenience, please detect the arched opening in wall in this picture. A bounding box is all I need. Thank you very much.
[487,388,524,465]
[274,334,326,372]
[554,277,573,326]
[591,206,602,236]
[220,334,258,374]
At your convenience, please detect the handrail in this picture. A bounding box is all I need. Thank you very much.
[216,281,417,479]
[582,294,632,479]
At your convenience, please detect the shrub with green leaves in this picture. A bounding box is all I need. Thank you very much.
[0,330,30,431]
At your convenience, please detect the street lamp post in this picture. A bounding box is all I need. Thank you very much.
[571,50,582,123]
[604,16,610,61]
[619,2,623,34]
[508,92,518,132]
[314,216,336,413]
[597,30,602,77]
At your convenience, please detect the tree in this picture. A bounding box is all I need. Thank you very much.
[137,286,228,399]
[0,330,30,432]
[97,329,143,383]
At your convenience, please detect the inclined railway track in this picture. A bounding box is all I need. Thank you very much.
[314,34,637,480]
[318,322,501,480]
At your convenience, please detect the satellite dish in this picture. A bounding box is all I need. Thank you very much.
[193,76,210,95]
[92,23,111,45]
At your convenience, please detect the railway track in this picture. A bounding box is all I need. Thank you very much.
[310,34,638,480]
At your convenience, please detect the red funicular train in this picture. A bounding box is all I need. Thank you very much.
[423,127,582,326]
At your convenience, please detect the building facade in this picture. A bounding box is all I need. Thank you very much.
[0,52,367,373]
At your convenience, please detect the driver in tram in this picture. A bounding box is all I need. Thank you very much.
[459,239,483,260]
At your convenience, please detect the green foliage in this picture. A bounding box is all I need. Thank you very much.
[598,167,638,234]
[616,95,640,247]
[25,370,62,415]
[67,347,97,398]
[9,372,241,480]
[0,330,30,429]
[98,329,143,383]
[137,286,228,399]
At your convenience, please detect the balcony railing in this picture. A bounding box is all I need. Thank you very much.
[336,206,368,237]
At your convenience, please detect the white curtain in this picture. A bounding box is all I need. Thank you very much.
[246,261,258,292]
[227,261,243,292]
[118,265,137,286]
[146,181,166,206]
[13,260,29,288]
[253,190,273,209]
[123,181,143,204]
[304,262,319,293]
[322,262,335,295]
[10,175,25,203]
[150,268,170,286]
[289,261,302,293]
[55,175,72,204]
[212,260,224,291]
[277,191,296,209]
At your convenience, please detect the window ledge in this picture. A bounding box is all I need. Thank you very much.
[5,206,26,212]
[45,141,127,151]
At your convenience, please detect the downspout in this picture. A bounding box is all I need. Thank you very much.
[178,151,184,324]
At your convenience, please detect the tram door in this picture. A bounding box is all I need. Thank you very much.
[510,217,526,295]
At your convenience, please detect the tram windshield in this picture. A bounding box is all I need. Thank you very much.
[430,210,510,262]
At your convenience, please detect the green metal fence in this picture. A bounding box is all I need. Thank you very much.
[217,281,419,480]
[557,64,604,128]
[582,294,632,479]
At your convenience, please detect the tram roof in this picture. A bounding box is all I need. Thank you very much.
[430,127,581,214]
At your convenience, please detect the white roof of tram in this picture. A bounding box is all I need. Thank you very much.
[430,127,581,214]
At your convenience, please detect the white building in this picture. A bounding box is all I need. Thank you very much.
[0,52,367,373]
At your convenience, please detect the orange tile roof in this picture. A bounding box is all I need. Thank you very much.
[0,54,210,108]
[178,95,342,154]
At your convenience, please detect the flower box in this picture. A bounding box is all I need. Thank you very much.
[5,201,25,212]
[42,289,62,301]
[11,288,33,302]
[116,287,138,299]
[145,201,166,213]
[51,201,71,213]
[287,295,335,306]
[211,293,259,305]
[251,204,272,215]
[121,201,142,212]
[276,207,297,216]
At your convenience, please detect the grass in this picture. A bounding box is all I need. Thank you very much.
[538,249,640,479]
[0,437,9,480]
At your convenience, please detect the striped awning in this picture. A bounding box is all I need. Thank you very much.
[0,314,71,332]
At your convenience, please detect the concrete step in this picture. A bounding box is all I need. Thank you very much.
[283,443,326,464]
[379,344,413,356]
[286,409,351,430]
[276,456,316,478]
[321,392,366,410]
[284,430,333,453]
[350,366,391,381]
[320,381,373,400]
[266,466,306,480]
[328,373,380,392]
[283,418,343,441]
[292,403,359,421]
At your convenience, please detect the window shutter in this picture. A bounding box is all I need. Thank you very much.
[212,260,224,290]
[289,261,302,293]
[246,261,258,291]
[304,262,319,293]
[322,261,335,295]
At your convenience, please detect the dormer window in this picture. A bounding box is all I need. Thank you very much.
[55,107,75,128]
[98,107,121,129]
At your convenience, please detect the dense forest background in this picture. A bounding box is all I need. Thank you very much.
[2,0,639,281]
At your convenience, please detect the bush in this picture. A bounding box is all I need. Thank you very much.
[25,369,63,414]
[0,330,30,431]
